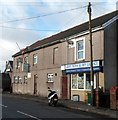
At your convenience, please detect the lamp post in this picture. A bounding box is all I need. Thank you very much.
[87,2,94,106]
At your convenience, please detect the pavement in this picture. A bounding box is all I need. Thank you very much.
[2,92,118,119]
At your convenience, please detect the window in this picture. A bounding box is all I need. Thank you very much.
[24,76,27,83]
[76,39,85,60]
[72,74,78,89]
[47,74,54,82]
[71,73,84,89]
[71,73,93,90]
[24,56,28,63]
[33,54,38,65]
[78,73,84,89]
[14,76,18,83]
[86,73,91,89]
[19,77,22,83]
[17,58,21,68]
[53,47,58,64]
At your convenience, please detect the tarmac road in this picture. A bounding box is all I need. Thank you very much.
[1,93,110,120]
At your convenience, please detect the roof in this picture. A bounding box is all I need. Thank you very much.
[12,10,118,57]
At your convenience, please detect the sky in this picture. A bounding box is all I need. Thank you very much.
[0,0,117,72]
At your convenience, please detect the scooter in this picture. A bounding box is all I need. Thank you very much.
[48,87,58,107]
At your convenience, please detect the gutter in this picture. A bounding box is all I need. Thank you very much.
[102,15,118,28]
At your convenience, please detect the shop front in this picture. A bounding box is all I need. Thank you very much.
[61,60,103,102]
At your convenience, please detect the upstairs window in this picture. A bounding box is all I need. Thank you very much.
[76,39,85,61]
[33,54,38,65]
[24,56,28,64]
[16,57,22,68]
[53,47,58,64]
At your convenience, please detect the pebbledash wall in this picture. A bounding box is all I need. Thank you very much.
[12,11,117,102]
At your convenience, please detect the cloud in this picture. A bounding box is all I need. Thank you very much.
[0,0,117,72]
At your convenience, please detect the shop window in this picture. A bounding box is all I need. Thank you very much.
[71,73,84,89]
[72,74,78,89]
[86,73,91,89]
[78,73,84,89]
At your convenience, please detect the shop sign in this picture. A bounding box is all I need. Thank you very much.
[65,61,100,70]
[66,66,101,74]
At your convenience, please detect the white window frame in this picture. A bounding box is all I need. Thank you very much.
[33,54,38,65]
[71,73,85,90]
[47,73,54,82]
[71,73,93,91]
[74,37,85,61]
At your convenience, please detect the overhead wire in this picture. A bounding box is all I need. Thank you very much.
[0,5,88,33]
[59,7,87,31]
[0,3,116,32]
[0,5,88,24]
[0,26,59,32]
[0,2,90,6]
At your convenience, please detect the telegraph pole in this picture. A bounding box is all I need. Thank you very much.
[87,2,94,106]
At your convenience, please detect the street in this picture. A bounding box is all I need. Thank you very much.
[1,94,108,119]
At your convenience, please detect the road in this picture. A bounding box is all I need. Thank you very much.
[1,94,107,120]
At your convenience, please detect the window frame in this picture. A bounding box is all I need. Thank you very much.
[71,73,92,90]
[33,54,38,65]
[17,58,21,68]
[75,37,85,61]
[53,47,58,64]
[47,73,54,82]
[71,73,85,90]
[24,56,28,64]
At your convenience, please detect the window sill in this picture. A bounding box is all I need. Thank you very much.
[75,59,85,62]
[47,81,54,83]
[71,89,85,91]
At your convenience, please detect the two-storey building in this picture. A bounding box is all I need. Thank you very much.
[12,10,117,102]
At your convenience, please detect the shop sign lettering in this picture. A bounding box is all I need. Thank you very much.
[65,61,100,70]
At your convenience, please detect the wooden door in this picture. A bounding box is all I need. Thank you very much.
[34,75,38,94]
[62,76,68,99]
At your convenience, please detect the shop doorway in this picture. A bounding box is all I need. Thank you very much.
[62,76,68,99]
[34,74,38,94]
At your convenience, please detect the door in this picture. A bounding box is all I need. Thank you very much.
[62,76,68,99]
[34,75,38,94]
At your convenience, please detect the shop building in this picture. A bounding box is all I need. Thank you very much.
[12,11,117,102]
